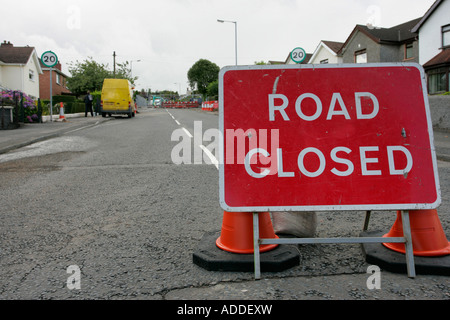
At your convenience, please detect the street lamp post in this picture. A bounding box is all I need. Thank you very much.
[217,19,237,66]
[130,60,141,79]
[174,82,181,98]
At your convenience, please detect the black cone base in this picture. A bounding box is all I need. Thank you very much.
[193,231,300,272]
[361,231,450,276]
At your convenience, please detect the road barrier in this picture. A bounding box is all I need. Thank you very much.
[194,64,448,279]
[202,101,218,111]
[163,101,200,109]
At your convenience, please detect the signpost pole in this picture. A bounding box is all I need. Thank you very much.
[49,67,53,122]
[41,51,58,123]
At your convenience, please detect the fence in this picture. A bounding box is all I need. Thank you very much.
[0,90,43,130]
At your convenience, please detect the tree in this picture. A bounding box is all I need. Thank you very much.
[206,80,218,99]
[187,59,220,96]
[67,57,111,96]
[67,57,138,96]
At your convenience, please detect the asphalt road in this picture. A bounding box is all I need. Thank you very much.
[0,107,448,303]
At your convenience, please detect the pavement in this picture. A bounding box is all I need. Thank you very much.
[0,112,112,155]
[2,109,450,161]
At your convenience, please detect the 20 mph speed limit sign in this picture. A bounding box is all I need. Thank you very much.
[219,63,441,212]
[290,47,306,64]
[41,51,58,68]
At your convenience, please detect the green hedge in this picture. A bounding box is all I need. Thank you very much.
[40,96,86,115]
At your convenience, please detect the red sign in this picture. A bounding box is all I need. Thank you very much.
[219,64,441,212]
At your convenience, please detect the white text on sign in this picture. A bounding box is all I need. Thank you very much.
[268,92,379,121]
[242,91,412,179]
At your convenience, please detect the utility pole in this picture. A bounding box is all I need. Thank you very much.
[113,51,116,78]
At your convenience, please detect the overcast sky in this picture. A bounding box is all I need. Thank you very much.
[1,0,436,94]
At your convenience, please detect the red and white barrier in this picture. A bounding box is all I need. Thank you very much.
[201,101,219,111]
[163,101,200,108]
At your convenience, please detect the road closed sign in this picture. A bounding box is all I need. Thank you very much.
[219,63,441,212]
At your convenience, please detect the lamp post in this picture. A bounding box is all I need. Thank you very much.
[217,19,238,66]
[130,60,141,79]
[174,82,181,98]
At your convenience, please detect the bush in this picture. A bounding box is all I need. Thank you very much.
[91,90,101,102]
[40,96,86,115]
[0,90,39,123]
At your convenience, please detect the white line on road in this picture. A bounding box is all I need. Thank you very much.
[167,109,219,169]
[200,145,219,170]
[182,127,193,138]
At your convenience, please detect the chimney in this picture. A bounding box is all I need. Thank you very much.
[1,41,13,48]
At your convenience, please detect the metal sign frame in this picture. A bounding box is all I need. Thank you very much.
[218,63,442,279]
[252,210,416,279]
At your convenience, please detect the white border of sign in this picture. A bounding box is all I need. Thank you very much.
[219,63,441,212]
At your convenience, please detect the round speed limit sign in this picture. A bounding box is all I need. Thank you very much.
[291,47,306,64]
[41,51,58,68]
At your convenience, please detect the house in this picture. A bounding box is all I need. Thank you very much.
[0,41,42,99]
[309,40,344,64]
[412,0,450,94]
[338,18,421,64]
[39,59,72,99]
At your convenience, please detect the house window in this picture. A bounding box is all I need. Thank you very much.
[442,24,450,48]
[405,43,414,60]
[355,49,367,63]
[427,67,448,94]
[56,73,61,85]
[29,69,35,81]
[320,59,329,64]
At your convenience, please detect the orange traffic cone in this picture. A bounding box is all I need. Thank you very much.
[59,102,66,121]
[216,211,279,254]
[383,209,450,257]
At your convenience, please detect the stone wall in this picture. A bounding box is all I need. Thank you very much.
[429,95,450,131]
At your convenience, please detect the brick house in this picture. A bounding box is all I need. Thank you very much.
[338,18,421,64]
[39,59,72,99]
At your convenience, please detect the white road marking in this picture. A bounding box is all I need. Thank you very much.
[167,109,219,169]
[200,145,219,170]
[182,127,193,138]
